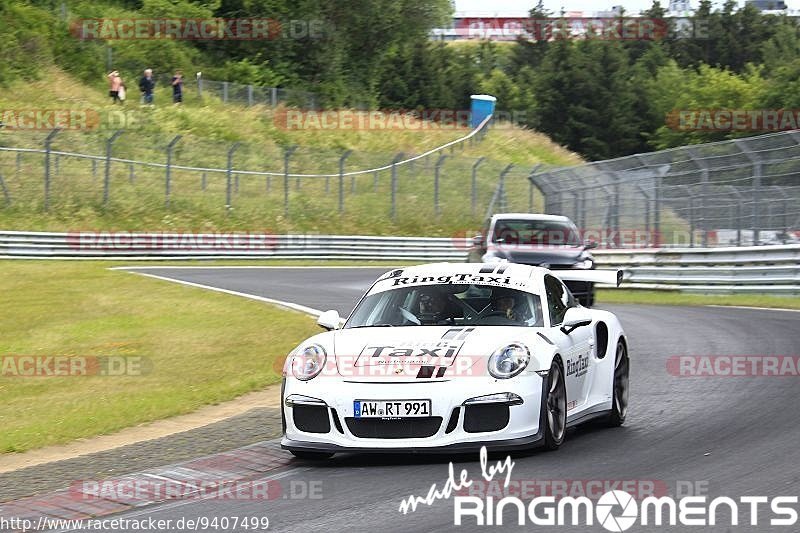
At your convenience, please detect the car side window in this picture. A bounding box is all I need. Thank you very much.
[545,275,570,325]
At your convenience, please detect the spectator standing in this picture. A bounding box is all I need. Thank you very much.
[138,69,156,105]
[171,70,184,104]
[107,71,122,104]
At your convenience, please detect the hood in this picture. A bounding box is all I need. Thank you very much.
[331,325,549,381]
[489,245,585,266]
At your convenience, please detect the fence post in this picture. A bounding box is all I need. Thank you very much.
[653,174,662,247]
[471,157,485,217]
[0,171,10,206]
[103,130,124,206]
[92,159,98,178]
[247,85,254,106]
[226,142,241,211]
[338,150,353,214]
[223,81,229,103]
[526,164,542,214]
[499,164,514,212]
[197,72,203,98]
[390,153,404,221]
[735,202,742,246]
[283,145,297,217]
[700,168,709,246]
[434,154,447,216]
[751,162,761,244]
[43,127,61,211]
[271,87,277,107]
[164,135,182,208]
[201,172,207,191]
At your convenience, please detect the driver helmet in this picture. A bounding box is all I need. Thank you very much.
[490,288,519,319]
[419,289,447,316]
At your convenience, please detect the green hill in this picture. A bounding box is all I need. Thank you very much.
[0,68,580,235]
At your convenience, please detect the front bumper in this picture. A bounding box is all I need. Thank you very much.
[281,374,546,454]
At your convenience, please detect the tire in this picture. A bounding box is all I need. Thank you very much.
[607,340,629,427]
[542,359,567,451]
[290,450,335,460]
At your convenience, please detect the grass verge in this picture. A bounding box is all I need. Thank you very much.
[0,260,319,453]
[597,289,800,310]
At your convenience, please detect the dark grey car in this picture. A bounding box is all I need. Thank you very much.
[468,213,598,306]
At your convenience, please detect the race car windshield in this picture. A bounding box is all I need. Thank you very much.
[345,284,544,328]
[493,219,581,246]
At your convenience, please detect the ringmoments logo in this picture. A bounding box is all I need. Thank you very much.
[398,448,799,530]
[451,491,799,529]
[596,490,638,532]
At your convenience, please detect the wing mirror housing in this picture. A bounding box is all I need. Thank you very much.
[472,233,485,248]
[584,239,599,250]
[317,310,341,331]
[560,307,592,335]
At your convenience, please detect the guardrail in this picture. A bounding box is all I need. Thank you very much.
[592,245,800,293]
[2,232,798,293]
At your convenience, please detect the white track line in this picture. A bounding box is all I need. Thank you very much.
[110,265,398,270]
[122,270,325,317]
[705,304,800,313]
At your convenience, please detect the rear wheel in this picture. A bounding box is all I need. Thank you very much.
[607,340,629,427]
[542,360,567,450]
[290,450,334,460]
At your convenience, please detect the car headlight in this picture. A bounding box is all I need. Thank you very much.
[574,258,594,269]
[291,344,327,381]
[488,344,530,379]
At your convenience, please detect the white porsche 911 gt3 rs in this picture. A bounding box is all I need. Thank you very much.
[280,262,629,459]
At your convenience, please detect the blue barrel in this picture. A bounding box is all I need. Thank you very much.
[470,94,497,128]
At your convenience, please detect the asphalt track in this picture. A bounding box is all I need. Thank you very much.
[84,267,800,532]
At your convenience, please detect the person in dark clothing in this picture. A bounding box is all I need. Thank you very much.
[171,70,183,104]
[138,69,155,105]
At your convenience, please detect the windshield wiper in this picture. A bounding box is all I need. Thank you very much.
[348,323,396,328]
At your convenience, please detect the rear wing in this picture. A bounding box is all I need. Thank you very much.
[553,269,623,287]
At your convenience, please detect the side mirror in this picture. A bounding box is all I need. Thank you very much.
[560,307,592,335]
[472,233,485,248]
[584,240,599,250]
[317,310,341,331]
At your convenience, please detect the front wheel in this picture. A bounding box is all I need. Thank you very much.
[607,340,629,427]
[542,360,567,450]
[290,450,334,460]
